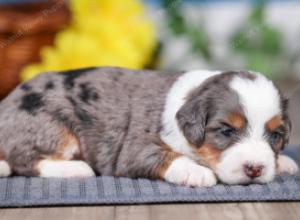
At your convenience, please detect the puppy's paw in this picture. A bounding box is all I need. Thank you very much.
[164,156,217,187]
[38,160,95,178]
[67,161,96,177]
[277,155,299,175]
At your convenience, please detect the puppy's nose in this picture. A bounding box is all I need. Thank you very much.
[243,163,264,179]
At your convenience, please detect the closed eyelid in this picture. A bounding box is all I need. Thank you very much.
[205,122,236,133]
[271,126,285,134]
[220,122,236,129]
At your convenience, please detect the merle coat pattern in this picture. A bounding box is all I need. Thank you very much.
[0,67,178,177]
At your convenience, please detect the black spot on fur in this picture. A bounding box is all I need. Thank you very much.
[66,96,93,124]
[112,75,119,82]
[19,92,44,114]
[79,83,99,104]
[62,67,97,90]
[74,108,93,125]
[66,96,77,107]
[45,81,55,90]
[20,83,32,91]
[53,110,76,132]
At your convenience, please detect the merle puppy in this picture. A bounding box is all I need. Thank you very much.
[0,67,298,187]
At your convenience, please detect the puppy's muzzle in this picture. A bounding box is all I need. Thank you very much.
[243,163,264,179]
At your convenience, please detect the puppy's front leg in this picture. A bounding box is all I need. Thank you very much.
[163,156,217,187]
[117,142,217,187]
[277,155,298,175]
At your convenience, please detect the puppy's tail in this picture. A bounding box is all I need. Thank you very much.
[0,160,11,177]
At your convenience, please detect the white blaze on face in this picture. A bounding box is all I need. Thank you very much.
[215,73,282,184]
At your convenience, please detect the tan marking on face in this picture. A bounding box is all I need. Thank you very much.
[266,115,283,132]
[197,143,221,169]
[224,112,245,130]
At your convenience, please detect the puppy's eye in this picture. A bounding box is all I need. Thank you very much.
[270,131,283,143]
[220,126,236,138]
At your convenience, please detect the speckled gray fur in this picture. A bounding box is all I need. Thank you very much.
[0,67,179,177]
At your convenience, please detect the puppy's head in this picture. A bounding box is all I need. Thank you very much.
[176,71,290,184]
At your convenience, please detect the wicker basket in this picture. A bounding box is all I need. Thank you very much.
[0,0,70,99]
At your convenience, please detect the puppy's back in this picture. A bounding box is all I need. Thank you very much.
[0,67,179,176]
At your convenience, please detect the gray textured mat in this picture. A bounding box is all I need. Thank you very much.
[1,147,300,207]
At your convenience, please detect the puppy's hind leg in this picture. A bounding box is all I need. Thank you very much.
[0,160,11,177]
[7,116,95,177]
[0,152,11,177]
[36,159,95,178]
[36,129,95,178]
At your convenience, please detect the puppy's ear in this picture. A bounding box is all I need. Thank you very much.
[176,98,207,147]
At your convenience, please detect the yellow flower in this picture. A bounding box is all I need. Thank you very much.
[21,0,156,81]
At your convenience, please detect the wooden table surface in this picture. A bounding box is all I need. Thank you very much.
[1,203,300,220]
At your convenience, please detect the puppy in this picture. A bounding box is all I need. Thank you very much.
[0,67,298,187]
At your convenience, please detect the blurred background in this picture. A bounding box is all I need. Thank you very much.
[0,0,299,145]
